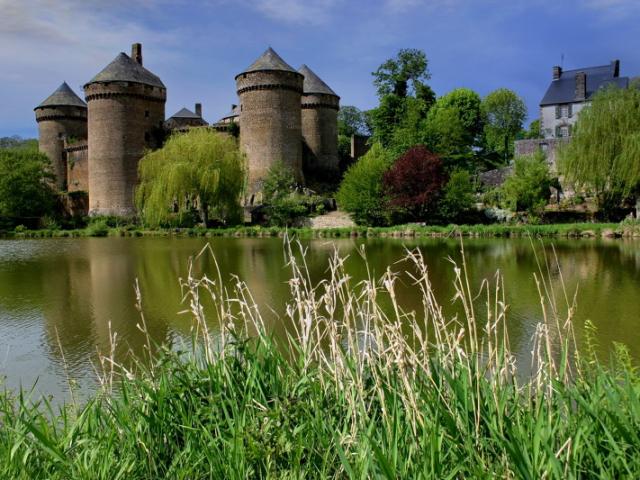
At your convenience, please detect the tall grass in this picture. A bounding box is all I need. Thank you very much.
[0,239,639,478]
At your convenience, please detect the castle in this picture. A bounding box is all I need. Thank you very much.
[34,44,340,217]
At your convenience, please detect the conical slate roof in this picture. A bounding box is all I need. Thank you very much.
[85,52,165,88]
[298,65,337,96]
[170,107,200,119]
[35,82,86,109]
[240,47,297,75]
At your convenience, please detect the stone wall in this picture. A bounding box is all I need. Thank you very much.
[301,92,339,178]
[236,70,304,200]
[85,81,166,216]
[35,105,87,190]
[514,137,569,172]
[65,140,88,192]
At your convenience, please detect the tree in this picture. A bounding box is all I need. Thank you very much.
[523,119,541,139]
[438,169,475,222]
[372,48,430,98]
[336,143,394,226]
[0,149,55,218]
[0,136,38,151]
[482,88,527,163]
[338,106,369,137]
[500,152,551,216]
[136,129,245,227]
[383,145,447,221]
[423,88,484,169]
[559,86,640,212]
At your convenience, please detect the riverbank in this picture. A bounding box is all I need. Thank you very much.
[4,221,640,240]
[0,242,638,478]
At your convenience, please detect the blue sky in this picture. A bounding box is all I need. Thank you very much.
[1,0,639,138]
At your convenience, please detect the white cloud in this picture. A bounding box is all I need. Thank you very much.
[238,0,341,25]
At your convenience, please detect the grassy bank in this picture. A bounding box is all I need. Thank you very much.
[0,242,639,478]
[4,221,639,240]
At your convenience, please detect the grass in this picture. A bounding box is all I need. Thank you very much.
[0,239,639,478]
[2,221,636,240]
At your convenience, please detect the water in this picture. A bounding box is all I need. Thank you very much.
[0,236,639,401]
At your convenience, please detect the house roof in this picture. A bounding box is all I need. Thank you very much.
[85,52,165,89]
[239,47,298,75]
[170,107,200,119]
[221,104,240,119]
[541,63,629,106]
[35,82,86,109]
[298,64,338,96]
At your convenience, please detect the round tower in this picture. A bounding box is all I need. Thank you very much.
[298,65,340,179]
[84,43,166,216]
[34,82,87,190]
[236,47,304,200]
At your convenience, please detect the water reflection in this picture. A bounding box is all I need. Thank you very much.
[0,237,639,399]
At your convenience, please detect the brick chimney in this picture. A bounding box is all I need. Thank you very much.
[553,66,562,80]
[612,59,620,78]
[131,43,143,66]
[195,103,202,117]
[575,72,587,101]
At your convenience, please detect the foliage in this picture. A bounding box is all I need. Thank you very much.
[0,136,38,151]
[372,48,430,98]
[438,169,476,222]
[383,145,446,221]
[336,143,394,226]
[500,152,551,215]
[0,149,55,218]
[482,88,527,163]
[337,106,370,137]
[523,119,541,139]
[262,162,310,227]
[136,129,245,227]
[367,93,407,148]
[423,88,484,169]
[559,86,640,211]
[1,243,640,478]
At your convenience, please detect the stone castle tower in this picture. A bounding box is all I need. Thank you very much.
[298,65,340,178]
[34,82,88,190]
[84,43,166,216]
[236,47,304,200]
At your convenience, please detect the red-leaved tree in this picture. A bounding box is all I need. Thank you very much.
[383,145,447,220]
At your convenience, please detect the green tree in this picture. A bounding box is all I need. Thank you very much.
[438,169,475,222]
[500,152,551,216]
[136,129,245,227]
[559,86,640,212]
[338,106,370,164]
[0,149,55,218]
[423,88,483,169]
[336,143,393,226]
[0,136,38,151]
[523,119,541,139]
[482,88,527,164]
[372,48,430,98]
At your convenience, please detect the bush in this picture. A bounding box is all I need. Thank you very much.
[438,169,475,222]
[336,143,394,226]
[383,145,446,222]
[0,149,55,218]
[499,152,551,215]
[263,162,311,227]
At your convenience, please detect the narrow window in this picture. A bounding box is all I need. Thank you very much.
[144,132,150,142]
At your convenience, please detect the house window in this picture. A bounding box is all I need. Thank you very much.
[559,126,570,138]
[560,105,569,118]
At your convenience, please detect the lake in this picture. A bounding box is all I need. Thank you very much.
[0,236,639,401]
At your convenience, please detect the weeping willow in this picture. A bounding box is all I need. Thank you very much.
[136,129,245,227]
[559,86,640,208]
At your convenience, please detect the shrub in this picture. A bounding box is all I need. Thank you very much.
[0,149,55,218]
[500,152,551,215]
[438,168,475,222]
[383,145,446,222]
[336,143,394,226]
[263,162,310,227]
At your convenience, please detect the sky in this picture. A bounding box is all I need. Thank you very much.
[1,0,639,138]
